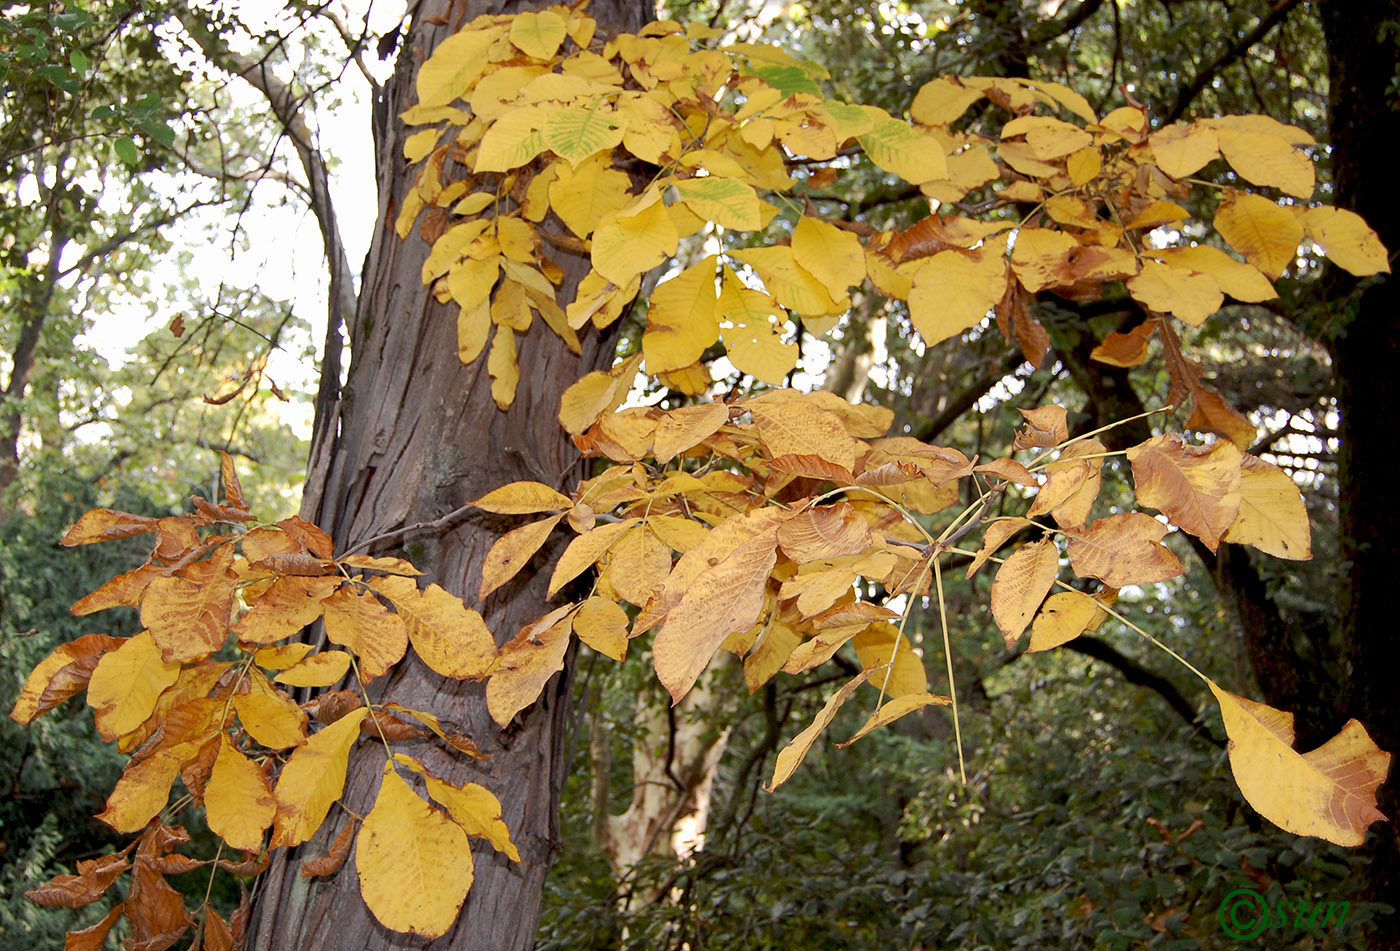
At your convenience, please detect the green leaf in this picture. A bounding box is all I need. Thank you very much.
[69,49,89,72]
[114,137,139,165]
[750,64,822,97]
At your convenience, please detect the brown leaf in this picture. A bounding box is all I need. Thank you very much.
[777,502,873,562]
[1013,405,1069,450]
[274,516,334,558]
[232,576,338,646]
[202,906,233,951]
[1127,434,1243,551]
[300,819,355,878]
[25,852,130,907]
[1186,386,1257,449]
[248,551,334,576]
[62,902,123,951]
[766,453,856,484]
[60,507,158,546]
[10,633,124,724]
[1066,513,1185,588]
[653,403,730,464]
[303,690,364,725]
[974,458,1038,487]
[1091,321,1156,367]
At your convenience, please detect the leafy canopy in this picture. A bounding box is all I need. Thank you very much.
[11,3,1394,944]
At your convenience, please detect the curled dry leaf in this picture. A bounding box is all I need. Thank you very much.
[10,633,124,724]
[301,819,356,878]
[1013,405,1069,450]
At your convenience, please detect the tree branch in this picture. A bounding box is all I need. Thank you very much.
[1166,0,1305,122]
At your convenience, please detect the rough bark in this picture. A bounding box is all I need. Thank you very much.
[242,0,647,948]
[1319,2,1400,945]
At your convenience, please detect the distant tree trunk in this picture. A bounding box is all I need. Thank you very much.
[242,0,648,947]
[1318,2,1400,947]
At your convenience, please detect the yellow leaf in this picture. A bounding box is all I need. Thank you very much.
[791,216,865,298]
[447,255,500,312]
[232,576,338,646]
[604,525,671,607]
[322,587,409,680]
[1297,206,1391,276]
[402,128,440,164]
[414,27,502,108]
[273,650,351,688]
[471,481,572,514]
[548,154,632,237]
[1213,191,1304,280]
[97,736,204,832]
[357,766,472,938]
[573,596,629,660]
[907,235,1009,346]
[206,736,276,851]
[1127,435,1243,551]
[9,633,122,724]
[591,196,678,286]
[1066,513,1185,589]
[480,513,565,600]
[852,622,926,696]
[1215,128,1314,198]
[1126,260,1223,326]
[393,754,521,861]
[487,605,575,726]
[367,576,497,679]
[767,670,870,791]
[1066,146,1101,185]
[474,103,553,172]
[744,622,801,693]
[718,268,797,384]
[731,246,844,316]
[1208,683,1391,846]
[990,539,1059,648]
[841,692,950,745]
[909,77,984,125]
[653,403,728,465]
[541,102,626,166]
[488,326,519,410]
[86,632,179,741]
[423,220,490,284]
[673,177,762,231]
[1009,228,1078,293]
[510,9,567,59]
[746,389,859,472]
[653,526,779,703]
[644,255,721,374]
[1002,115,1091,159]
[859,118,948,184]
[234,676,308,750]
[270,707,367,848]
[548,518,637,597]
[1149,122,1219,179]
[141,547,237,662]
[1158,245,1277,302]
[1224,455,1312,560]
[1124,200,1189,230]
[1027,590,1101,652]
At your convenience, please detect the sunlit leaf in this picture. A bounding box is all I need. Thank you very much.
[271,708,368,848]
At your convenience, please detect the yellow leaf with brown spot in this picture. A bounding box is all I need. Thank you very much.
[1027,590,1101,652]
[487,605,575,726]
[1209,683,1390,846]
[767,670,869,791]
[1297,206,1391,276]
[270,707,367,848]
[86,632,179,741]
[205,736,275,851]
[991,539,1059,648]
[1010,228,1078,293]
[480,514,565,601]
[1213,191,1304,279]
[1066,513,1184,588]
[1127,434,1242,551]
[908,235,1008,346]
[10,633,123,724]
[841,692,950,745]
[357,766,472,938]
[1224,455,1312,560]
[142,546,237,662]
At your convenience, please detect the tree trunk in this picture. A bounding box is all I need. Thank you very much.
[243,0,647,947]
[1318,2,1400,947]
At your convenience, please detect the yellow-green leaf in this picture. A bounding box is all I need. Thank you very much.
[673,177,762,231]
[644,255,721,374]
[415,27,503,108]
[859,118,947,184]
[510,9,567,59]
[542,103,626,166]
[591,196,678,286]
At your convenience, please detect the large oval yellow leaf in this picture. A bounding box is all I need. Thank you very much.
[591,197,678,286]
[270,707,367,848]
[1223,455,1312,560]
[1126,260,1223,327]
[718,272,797,384]
[1027,590,1101,652]
[415,28,501,108]
[1209,683,1391,847]
[206,736,276,851]
[394,754,522,862]
[470,480,572,514]
[859,118,947,184]
[907,236,1008,346]
[572,596,629,661]
[357,766,473,938]
[644,255,721,374]
[1215,128,1314,199]
[1213,191,1303,280]
[791,216,865,298]
[86,632,180,741]
[322,587,409,680]
[1297,206,1391,276]
[673,177,762,231]
[272,649,352,688]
